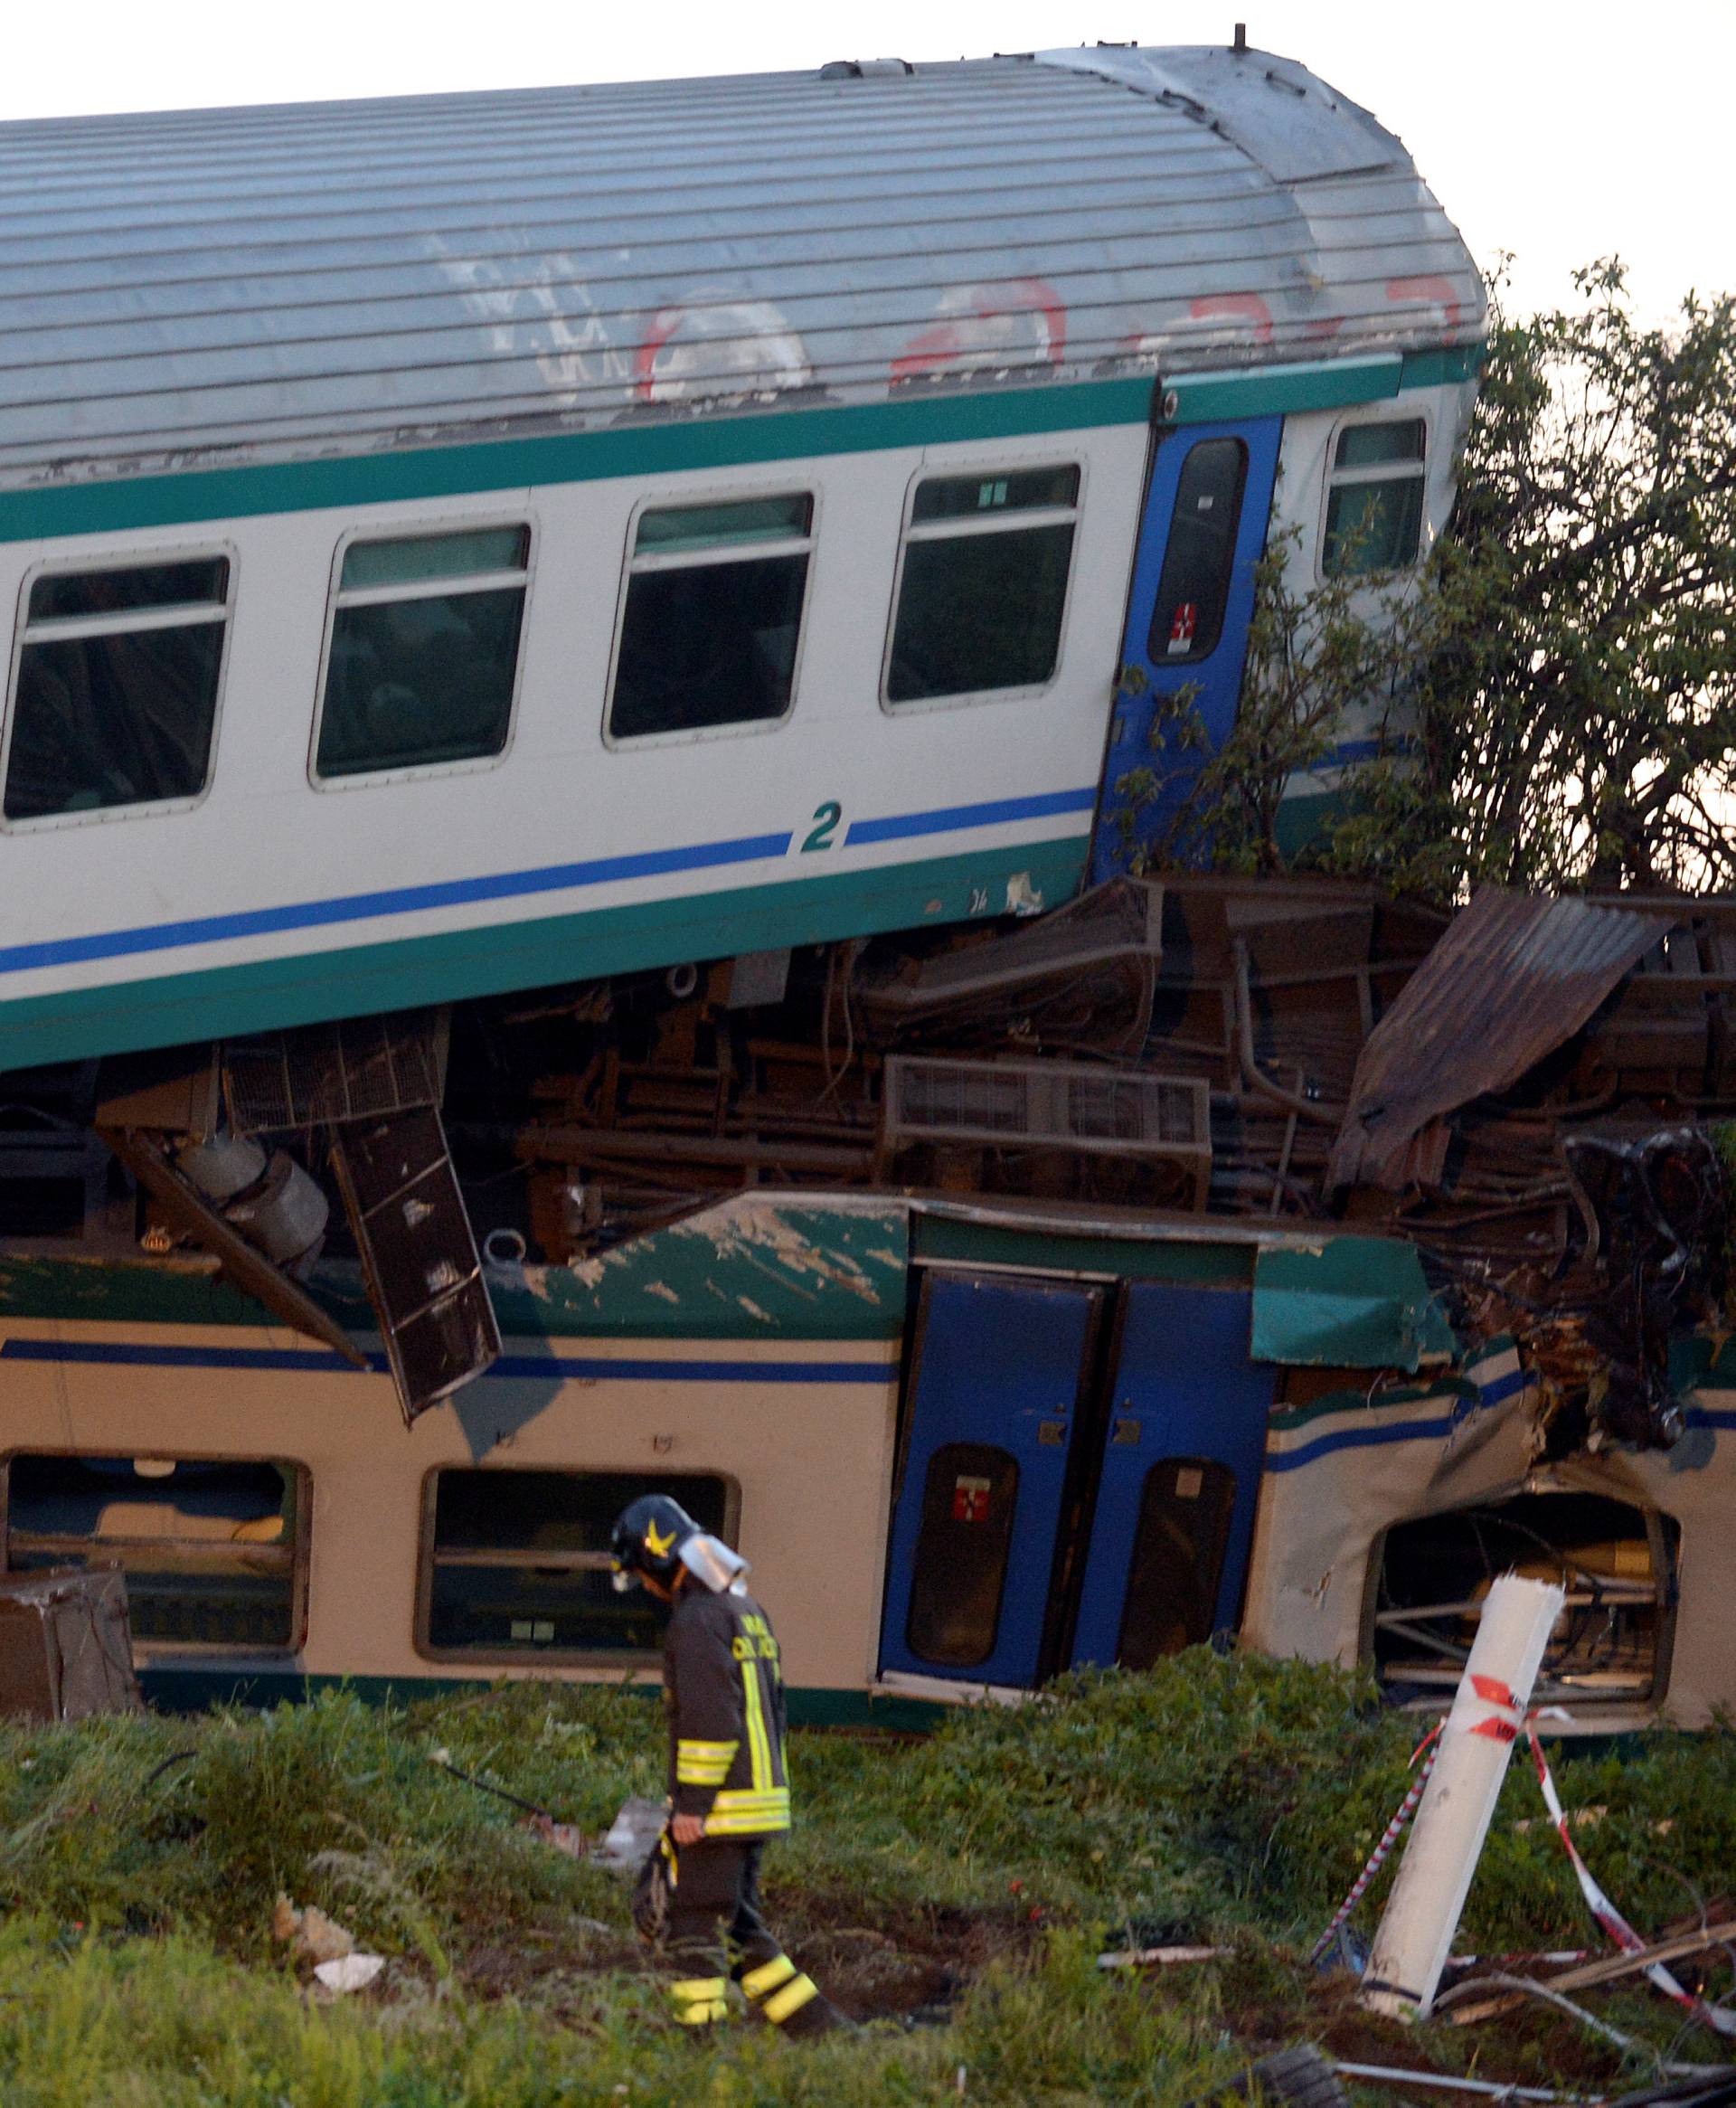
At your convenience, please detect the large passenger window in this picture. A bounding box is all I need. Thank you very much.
[420,1468,733,1659]
[904,1441,1019,1668]
[609,495,812,742]
[1322,418,1427,577]
[5,555,231,822]
[2,1454,305,1651]
[1146,439,1248,663]
[886,466,1079,705]
[315,525,529,779]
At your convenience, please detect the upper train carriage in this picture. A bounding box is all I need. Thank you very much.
[0,43,1483,1076]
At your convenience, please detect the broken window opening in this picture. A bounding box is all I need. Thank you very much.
[1,1454,306,1653]
[315,525,529,780]
[419,1468,734,1660]
[608,494,812,742]
[4,554,232,823]
[1370,1489,1678,1711]
[885,465,1079,705]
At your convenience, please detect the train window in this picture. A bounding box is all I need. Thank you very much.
[314,524,530,780]
[4,554,232,824]
[903,1441,1019,1668]
[608,494,813,742]
[0,1453,307,1652]
[1146,439,1248,664]
[1115,1458,1238,1669]
[885,465,1080,706]
[1322,418,1428,577]
[418,1468,734,1660]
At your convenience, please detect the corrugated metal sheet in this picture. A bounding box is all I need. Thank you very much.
[1327,890,1674,1192]
[0,44,1484,487]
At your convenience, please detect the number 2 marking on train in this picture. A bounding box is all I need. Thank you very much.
[802,800,843,852]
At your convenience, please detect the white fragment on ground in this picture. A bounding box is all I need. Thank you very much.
[313,1953,385,1994]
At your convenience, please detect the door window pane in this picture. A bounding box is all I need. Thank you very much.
[4,1454,303,1650]
[1115,1457,1237,1668]
[1322,417,1427,577]
[1145,439,1248,664]
[609,495,813,742]
[5,557,231,821]
[904,1441,1019,1668]
[316,525,530,779]
[423,1468,731,1658]
[887,467,1080,704]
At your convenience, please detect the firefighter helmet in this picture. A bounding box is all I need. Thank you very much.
[609,1493,701,1592]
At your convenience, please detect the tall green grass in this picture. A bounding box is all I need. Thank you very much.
[0,1658,1723,2101]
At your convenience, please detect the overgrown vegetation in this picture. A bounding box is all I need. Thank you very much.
[1123,262,1736,897]
[0,1659,1729,2102]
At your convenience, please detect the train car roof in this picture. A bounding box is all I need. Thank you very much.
[0,45,1485,491]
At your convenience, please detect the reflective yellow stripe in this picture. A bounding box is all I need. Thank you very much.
[672,1998,727,2026]
[703,1787,790,1836]
[762,1973,820,2026]
[740,1954,797,2001]
[740,1653,773,1791]
[676,1763,731,1784]
[670,1977,727,2001]
[676,1739,738,1763]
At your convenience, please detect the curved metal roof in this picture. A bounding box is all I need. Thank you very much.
[0,45,1484,487]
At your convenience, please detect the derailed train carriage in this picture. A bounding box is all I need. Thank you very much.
[6,42,1722,1731]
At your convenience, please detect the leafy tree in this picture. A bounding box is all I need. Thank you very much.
[1134,263,1736,897]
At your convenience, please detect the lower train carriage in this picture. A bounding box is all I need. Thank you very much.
[0,41,1482,1074]
[3,1191,1733,1730]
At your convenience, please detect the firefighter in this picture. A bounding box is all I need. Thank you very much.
[609,1493,849,2037]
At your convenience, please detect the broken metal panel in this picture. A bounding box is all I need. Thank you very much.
[860,878,1164,1054]
[1328,890,1673,1193]
[329,1107,498,1423]
[96,1126,365,1367]
[1250,1236,1455,1372]
[223,1012,446,1136]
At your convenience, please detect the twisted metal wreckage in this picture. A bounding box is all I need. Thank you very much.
[3,872,1734,1725]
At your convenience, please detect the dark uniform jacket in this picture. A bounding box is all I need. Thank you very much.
[664,1583,790,1837]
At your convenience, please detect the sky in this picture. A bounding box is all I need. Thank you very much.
[3,0,1731,327]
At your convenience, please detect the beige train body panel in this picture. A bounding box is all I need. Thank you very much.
[0,1320,899,1693]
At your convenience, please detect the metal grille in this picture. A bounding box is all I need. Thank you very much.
[883,1057,1210,1199]
[223,1013,443,1135]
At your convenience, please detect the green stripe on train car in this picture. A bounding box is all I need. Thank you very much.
[0,346,1482,544]
[0,837,1090,1071]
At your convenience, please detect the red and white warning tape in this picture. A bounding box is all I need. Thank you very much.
[1309,1727,1442,1966]
[1523,1724,1736,2039]
[1313,1706,1736,2041]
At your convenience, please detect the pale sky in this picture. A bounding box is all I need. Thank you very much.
[5,0,1731,326]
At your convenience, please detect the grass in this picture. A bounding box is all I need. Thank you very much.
[0,1657,1725,2102]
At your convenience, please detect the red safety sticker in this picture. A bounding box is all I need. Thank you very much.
[952,1476,991,1524]
[1166,602,1198,653]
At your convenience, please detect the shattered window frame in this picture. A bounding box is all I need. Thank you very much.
[602,486,818,750]
[1317,412,1429,580]
[308,513,537,789]
[1363,1488,1681,1715]
[413,1465,741,1667]
[0,544,237,832]
[880,458,1084,714]
[0,1450,310,1656]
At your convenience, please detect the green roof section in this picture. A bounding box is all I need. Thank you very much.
[485,1197,910,1340]
[1251,1235,1457,1373]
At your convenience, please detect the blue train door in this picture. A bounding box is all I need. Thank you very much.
[878,1272,1103,1689]
[879,1272,1274,1691]
[1092,416,1283,882]
[1068,1282,1274,1668]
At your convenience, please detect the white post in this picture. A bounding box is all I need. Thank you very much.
[1362,1572,1565,2019]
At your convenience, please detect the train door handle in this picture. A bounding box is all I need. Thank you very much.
[1037,1421,1067,1447]
[1111,1417,1142,1446]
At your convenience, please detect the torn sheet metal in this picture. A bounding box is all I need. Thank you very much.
[1327,890,1672,1193]
[1239,1340,1537,1675]
[1250,1236,1455,1371]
